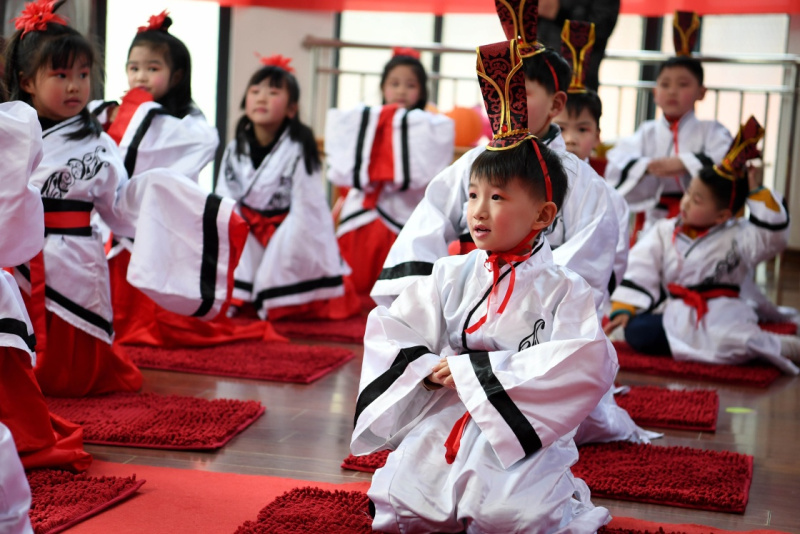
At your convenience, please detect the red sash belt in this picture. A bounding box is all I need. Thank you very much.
[444,410,472,464]
[44,211,91,234]
[667,283,740,326]
[239,205,288,248]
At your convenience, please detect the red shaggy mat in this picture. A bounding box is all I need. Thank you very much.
[27,468,145,534]
[234,487,791,534]
[341,450,391,473]
[46,392,264,450]
[273,315,368,344]
[758,321,797,335]
[615,386,718,432]
[126,341,355,384]
[573,442,753,513]
[235,487,373,534]
[613,342,782,388]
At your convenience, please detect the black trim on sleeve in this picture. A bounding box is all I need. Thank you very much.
[607,271,617,295]
[192,195,223,318]
[353,106,372,190]
[749,213,790,232]
[469,351,542,457]
[16,264,114,337]
[694,152,713,168]
[255,275,344,308]
[377,261,434,281]
[124,107,171,176]
[619,279,655,310]
[354,345,431,426]
[616,158,639,189]
[233,280,254,292]
[400,111,411,191]
[0,318,36,352]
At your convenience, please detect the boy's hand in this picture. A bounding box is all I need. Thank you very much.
[539,0,559,19]
[647,157,686,177]
[428,357,456,390]
[603,314,629,336]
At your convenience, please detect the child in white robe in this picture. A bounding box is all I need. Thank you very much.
[605,12,731,240]
[326,47,454,297]
[605,117,800,374]
[352,39,616,534]
[216,56,356,320]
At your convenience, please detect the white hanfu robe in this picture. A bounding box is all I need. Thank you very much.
[325,104,454,236]
[611,189,797,374]
[13,117,237,343]
[371,126,620,313]
[605,111,731,232]
[352,241,616,533]
[0,422,33,534]
[215,130,350,318]
[0,102,44,366]
[89,99,218,182]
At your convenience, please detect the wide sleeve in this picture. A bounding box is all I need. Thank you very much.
[739,188,790,265]
[550,155,620,311]
[369,147,483,304]
[447,272,617,469]
[605,125,653,197]
[387,108,454,192]
[0,102,45,267]
[122,103,219,181]
[324,104,378,189]
[352,273,450,455]
[610,220,669,311]
[213,141,245,201]
[677,121,732,178]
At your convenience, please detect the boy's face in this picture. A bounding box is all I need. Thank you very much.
[467,175,549,253]
[653,66,705,119]
[525,78,566,138]
[680,177,730,228]
[553,106,600,161]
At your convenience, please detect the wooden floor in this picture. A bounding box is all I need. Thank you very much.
[88,252,800,533]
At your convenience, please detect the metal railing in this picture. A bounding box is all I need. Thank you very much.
[303,35,800,199]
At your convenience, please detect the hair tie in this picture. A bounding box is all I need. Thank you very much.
[255,53,294,73]
[137,10,169,34]
[392,47,420,60]
[14,0,67,39]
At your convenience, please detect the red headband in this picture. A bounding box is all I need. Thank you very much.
[531,140,553,202]
[256,53,294,73]
[543,57,559,93]
[137,10,169,33]
[14,0,67,39]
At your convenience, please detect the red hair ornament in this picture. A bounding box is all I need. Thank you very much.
[14,0,67,39]
[137,10,169,34]
[392,47,421,60]
[256,53,294,73]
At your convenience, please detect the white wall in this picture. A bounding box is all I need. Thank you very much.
[228,7,336,142]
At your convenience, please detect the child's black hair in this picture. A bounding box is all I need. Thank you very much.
[3,1,102,140]
[658,56,704,86]
[234,65,320,174]
[522,48,571,96]
[380,54,428,110]
[129,16,194,118]
[565,90,602,127]
[470,139,568,211]
[697,166,749,215]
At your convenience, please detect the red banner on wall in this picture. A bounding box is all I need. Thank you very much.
[199,0,800,15]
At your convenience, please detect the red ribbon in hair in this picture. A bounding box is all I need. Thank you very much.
[256,53,295,73]
[392,47,421,60]
[137,10,169,33]
[14,0,67,39]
